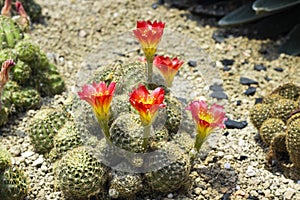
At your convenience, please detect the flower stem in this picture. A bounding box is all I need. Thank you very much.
[99,120,112,145]
[194,134,205,152]
[147,61,153,83]
[142,125,151,149]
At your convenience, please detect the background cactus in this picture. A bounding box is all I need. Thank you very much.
[53,146,108,199]
[0,146,12,172]
[28,107,69,154]
[0,16,23,49]
[250,82,300,179]
[0,167,29,200]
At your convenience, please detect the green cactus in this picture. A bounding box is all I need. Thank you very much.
[287,112,300,126]
[108,171,143,199]
[259,118,286,146]
[271,83,300,101]
[0,167,29,200]
[109,113,147,153]
[110,93,132,122]
[164,94,182,135]
[286,118,300,167]
[267,132,288,165]
[15,39,40,63]
[144,141,191,194]
[2,81,41,111]
[270,99,298,121]
[0,107,9,127]
[0,146,12,172]
[49,121,83,161]
[263,93,283,105]
[0,16,23,49]
[249,103,271,129]
[10,60,31,84]
[28,107,69,154]
[53,146,108,199]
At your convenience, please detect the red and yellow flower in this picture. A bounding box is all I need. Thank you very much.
[186,100,227,151]
[78,81,116,122]
[129,85,165,126]
[133,20,165,62]
[0,59,15,110]
[154,55,184,87]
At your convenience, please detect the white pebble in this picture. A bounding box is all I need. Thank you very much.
[224,162,231,169]
[167,193,173,198]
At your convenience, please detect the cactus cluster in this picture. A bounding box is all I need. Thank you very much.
[0,146,29,200]
[250,82,300,179]
[0,14,65,127]
[48,61,194,199]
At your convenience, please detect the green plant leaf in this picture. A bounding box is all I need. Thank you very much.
[279,24,300,56]
[253,0,300,13]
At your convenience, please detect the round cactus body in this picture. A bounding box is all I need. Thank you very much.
[10,60,32,84]
[0,167,29,200]
[144,142,191,194]
[28,107,69,154]
[53,146,108,199]
[267,132,289,164]
[0,16,23,49]
[270,99,298,121]
[49,121,83,161]
[108,171,143,199]
[249,103,271,129]
[287,112,300,126]
[164,94,182,135]
[272,83,300,101]
[263,93,283,105]
[109,113,146,153]
[259,118,286,146]
[2,81,41,111]
[110,93,132,122]
[0,146,12,172]
[15,40,40,63]
[280,163,300,181]
[286,118,300,167]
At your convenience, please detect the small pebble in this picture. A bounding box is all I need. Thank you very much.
[151,3,158,9]
[244,87,256,96]
[21,151,35,158]
[254,64,267,71]
[222,65,231,71]
[32,157,44,167]
[221,59,234,66]
[210,91,228,100]
[188,60,197,67]
[236,100,242,106]
[284,188,295,199]
[264,76,272,81]
[238,155,248,161]
[157,0,164,5]
[274,67,284,72]
[212,31,225,43]
[224,162,231,169]
[239,77,258,85]
[246,166,256,177]
[255,98,263,104]
[9,146,21,156]
[225,118,248,129]
[167,193,173,198]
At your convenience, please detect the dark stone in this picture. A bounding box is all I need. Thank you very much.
[223,131,229,136]
[238,155,248,161]
[239,77,258,85]
[255,98,263,104]
[151,3,158,9]
[212,31,225,43]
[274,67,284,72]
[157,0,164,5]
[244,87,256,96]
[188,60,197,67]
[225,118,248,129]
[221,192,231,200]
[112,51,126,57]
[254,64,267,71]
[222,65,231,71]
[209,84,223,91]
[264,76,272,81]
[236,100,242,106]
[221,59,234,66]
[210,91,228,100]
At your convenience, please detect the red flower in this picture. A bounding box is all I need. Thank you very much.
[154,55,184,87]
[129,85,165,126]
[186,100,226,150]
[78,82,116,122]
[133,20,165,62]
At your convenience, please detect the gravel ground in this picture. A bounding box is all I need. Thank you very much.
[1,0,300,199]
